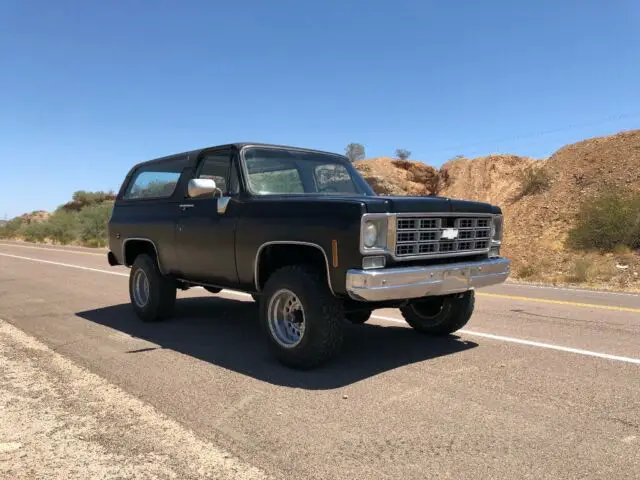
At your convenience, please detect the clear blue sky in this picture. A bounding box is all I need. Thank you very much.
[1,0,639,218]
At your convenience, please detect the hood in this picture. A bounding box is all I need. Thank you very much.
[243,193,501,216]
[362,195,499,215]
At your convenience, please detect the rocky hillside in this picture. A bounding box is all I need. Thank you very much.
[354,157,439,196]
[355,129,640,291]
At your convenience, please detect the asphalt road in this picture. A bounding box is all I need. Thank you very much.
[1,241,639,479]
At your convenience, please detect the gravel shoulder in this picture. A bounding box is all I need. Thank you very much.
[0,319,270,480]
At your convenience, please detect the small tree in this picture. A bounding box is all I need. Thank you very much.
[395,149,411,160]
[345,143,365,163]
[77,203,112,247]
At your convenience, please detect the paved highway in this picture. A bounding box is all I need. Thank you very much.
[1,241,639,479]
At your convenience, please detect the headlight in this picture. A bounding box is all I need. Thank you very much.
[360,214,389,253]
[363,222,378,247]
[492,214,504,244]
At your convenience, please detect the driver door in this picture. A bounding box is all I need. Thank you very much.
[175,149,242,286]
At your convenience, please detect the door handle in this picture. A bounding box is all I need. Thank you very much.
[179,204,194,211]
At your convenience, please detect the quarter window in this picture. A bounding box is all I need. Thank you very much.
[123,158,185,200]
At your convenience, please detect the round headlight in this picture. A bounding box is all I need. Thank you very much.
[363,222,378,247]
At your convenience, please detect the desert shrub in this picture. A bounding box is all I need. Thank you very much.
[517,263,538,279]
[565,257,593,283]
[518,165,551,196]
[77,203,112,247]
[20,222,50,243]
[0,218,25,239]
[47,211,78,245]
[568,189,640,252]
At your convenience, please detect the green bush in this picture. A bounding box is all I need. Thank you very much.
[0,218,25,239]
[518,165,551,196]
[20,222,50,243]
[568,189,640,252]
[47,211,78,245]
[77,203,112,247]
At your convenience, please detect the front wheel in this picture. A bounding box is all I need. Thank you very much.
[260,266,345,369]
[129,254,176,322]
[400,291,474,335]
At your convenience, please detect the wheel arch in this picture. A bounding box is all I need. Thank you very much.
[254,241,334,294]
[122,238,164,274]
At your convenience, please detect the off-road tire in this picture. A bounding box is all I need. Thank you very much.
[129,254,176,322]
[345,310,372,325]
[204,286,222,294]
[260,265,345,369]
[400,291,474,335]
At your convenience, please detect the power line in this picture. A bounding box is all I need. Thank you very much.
[438,111,640,156]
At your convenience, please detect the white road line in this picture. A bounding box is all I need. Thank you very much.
[0,252,128,276]
[1,251,639,365]
[0,242,106,256]
[370,314,640,365]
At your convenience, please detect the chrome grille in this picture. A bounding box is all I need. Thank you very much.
[395,216,492,258]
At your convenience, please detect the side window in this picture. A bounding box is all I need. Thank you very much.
[196,151,231,193]
[123,158,185,200]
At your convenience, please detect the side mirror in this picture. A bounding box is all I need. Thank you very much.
[187,178,221,198]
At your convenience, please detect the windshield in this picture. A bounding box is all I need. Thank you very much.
[242,147,374,196]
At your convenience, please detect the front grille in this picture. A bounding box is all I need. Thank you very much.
[394,216,492,258]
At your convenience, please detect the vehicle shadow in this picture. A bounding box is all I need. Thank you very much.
[76,296,478,390]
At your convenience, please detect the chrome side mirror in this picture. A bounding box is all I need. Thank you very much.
[187,178,221,198]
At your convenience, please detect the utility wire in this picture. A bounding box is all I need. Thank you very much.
[437,111,640,156]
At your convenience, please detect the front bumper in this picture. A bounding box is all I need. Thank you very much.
[346,257,511,302]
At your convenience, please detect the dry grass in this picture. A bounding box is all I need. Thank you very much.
[517,165,552,197]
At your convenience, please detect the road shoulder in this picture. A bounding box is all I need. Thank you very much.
[0,318,270,480]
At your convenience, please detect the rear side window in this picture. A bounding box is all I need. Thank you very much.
[123,158,185,200]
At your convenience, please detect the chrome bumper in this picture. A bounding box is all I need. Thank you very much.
[346,257,511,302]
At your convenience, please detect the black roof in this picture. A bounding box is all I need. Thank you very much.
[134,142,346,169]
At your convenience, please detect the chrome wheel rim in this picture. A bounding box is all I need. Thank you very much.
[132,269,150,308]
[267,289,306,348]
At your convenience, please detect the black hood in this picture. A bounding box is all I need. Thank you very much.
[361,195,500,215]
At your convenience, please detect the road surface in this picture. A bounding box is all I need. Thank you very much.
[0,241,639,479]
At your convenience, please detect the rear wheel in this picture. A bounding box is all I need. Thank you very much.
[400,291,474,335]
[260,266,345,369]
[129,254,176,322]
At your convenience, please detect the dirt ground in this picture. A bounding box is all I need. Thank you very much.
[0,319,269,480]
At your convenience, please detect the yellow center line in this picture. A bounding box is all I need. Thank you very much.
[477,292,640,314]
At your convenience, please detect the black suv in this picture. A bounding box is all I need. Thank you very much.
[107,143,510,369]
